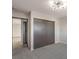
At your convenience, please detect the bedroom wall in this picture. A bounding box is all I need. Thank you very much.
[12,9,67,50]
[59,17,67,44]
[30,11,60,50]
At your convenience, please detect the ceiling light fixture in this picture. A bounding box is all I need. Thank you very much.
[49,0,67,9]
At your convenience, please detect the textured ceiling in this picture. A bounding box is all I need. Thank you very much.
[12,0,67,19]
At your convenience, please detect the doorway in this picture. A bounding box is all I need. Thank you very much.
[12,17,28,49]
[22,20,28,47]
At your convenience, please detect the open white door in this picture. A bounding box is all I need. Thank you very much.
[12,18,22,49]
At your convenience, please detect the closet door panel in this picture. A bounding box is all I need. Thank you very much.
[46,21,55,44]
[34,18,55,49]
[34,19,46,49]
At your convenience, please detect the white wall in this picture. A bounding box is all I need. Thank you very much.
[12,9,29,18]
[30,11,60,50]
[59,17,67,44]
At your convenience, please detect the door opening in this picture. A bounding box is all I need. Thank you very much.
[22,20,28,47]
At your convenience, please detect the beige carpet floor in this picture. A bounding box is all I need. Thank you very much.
[12,43,67,59]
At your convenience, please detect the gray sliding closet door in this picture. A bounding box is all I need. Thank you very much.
[34,18,55,49]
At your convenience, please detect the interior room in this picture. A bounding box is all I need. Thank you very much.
[12,0,67,59]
